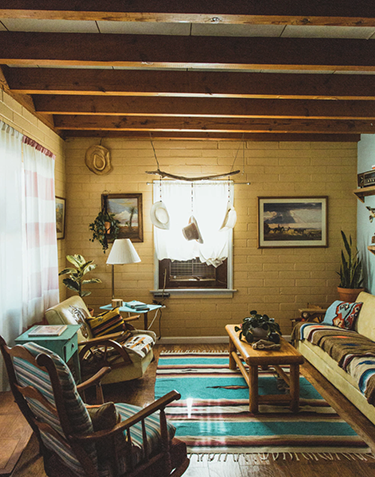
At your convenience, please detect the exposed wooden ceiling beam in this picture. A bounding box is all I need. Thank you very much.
[6,68,375,101]
[33,95,375,120]
[54,116,375,134]
[1,33,375,72]
[1,1,374,26]
[62,131,360,142]
[0,67,57,133]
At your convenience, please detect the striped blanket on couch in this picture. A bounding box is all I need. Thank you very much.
[292,322,375,405]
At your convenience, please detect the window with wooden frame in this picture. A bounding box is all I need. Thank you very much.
[152,180,234,293]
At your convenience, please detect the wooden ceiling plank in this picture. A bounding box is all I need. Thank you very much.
[1,33,375,72]
[62,130,361,142]
[53,115,375,134]
[6,68,375,100]
[33,95,375,120]
[1,1,375,26]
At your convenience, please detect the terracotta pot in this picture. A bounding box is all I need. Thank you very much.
[337,287,364,303]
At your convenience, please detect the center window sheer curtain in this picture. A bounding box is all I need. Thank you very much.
[153,181,233,267]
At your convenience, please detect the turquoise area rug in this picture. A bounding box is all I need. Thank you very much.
[155,352,373,460]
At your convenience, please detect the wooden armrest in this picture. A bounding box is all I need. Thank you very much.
[71,390,181,442]
[78,337,132,365]
[122,314,141,322]
[77,367,111,393]
[78,331,131,346]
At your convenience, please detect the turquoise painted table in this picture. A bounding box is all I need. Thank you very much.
[100,301,162,330]
[15,324,81,382]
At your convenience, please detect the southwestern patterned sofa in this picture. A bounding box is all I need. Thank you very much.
[293,291,375,425]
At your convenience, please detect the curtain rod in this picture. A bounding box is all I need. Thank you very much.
[147,181,250,185]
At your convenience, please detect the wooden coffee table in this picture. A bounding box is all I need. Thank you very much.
[225,324,304,413]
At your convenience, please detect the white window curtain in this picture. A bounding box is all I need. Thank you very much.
[22,136,59,327]
[0,121,24,391]
[153,180,233,267]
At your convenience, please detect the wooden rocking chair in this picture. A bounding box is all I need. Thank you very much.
[0,336,189,477]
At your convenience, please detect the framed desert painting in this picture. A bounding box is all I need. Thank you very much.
[258,197,328,248]
[102,193,143,242]
[55,197,66,240]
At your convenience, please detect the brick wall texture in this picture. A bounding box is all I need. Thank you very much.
[64,137,358,337]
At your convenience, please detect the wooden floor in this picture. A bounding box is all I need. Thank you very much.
[4,343,375,477]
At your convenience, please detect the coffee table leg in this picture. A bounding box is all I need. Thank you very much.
[289,364,300,413]
[228,337,236,370]
[249,365,259,413]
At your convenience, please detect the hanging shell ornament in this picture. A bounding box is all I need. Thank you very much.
[85,145,112,175]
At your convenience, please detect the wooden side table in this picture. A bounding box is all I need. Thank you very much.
[291,306,327,328]
[225,324,304,413]
[15,324,81,382]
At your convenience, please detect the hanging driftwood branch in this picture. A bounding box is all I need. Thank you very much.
[145,168,241,182]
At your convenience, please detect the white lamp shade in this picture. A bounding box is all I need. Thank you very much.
[106,239,141,265]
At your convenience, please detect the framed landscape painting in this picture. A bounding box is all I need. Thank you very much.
[258,197,328,248]
[103,193,143,242]
[55,197,66,240]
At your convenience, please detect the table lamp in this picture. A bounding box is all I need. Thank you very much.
[106,238,141,300]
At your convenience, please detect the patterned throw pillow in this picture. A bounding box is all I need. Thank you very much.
[86,307,125,337]
[322,300,363,330]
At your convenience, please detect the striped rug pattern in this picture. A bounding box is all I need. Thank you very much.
[155,352,372,459]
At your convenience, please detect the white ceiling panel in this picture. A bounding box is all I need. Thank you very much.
[97,21,190,35]
[191,24,284,37]
[2,19,99,33]
[282,25,375,40]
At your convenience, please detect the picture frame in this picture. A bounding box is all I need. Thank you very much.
[102,193,143,243]
[55,197,66,240]
[258,197,328,248]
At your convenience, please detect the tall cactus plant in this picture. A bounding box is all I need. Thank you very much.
[337,230,363,289]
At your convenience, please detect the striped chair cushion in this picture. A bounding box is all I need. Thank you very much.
[86,308,125,337]
[98,402,176,476]
[13,342,98,476]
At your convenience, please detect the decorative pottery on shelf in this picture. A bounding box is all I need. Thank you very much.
[337,287,364,303]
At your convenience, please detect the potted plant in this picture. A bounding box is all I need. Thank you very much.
[59,254,102,298]
[235,310,282,344]
[337,230,364,302]
[89,210,120,253]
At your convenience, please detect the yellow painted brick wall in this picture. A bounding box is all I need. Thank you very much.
[64,137,358,337]
[0,90,67,300]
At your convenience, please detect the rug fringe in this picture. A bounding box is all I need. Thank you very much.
[187,452,375,463]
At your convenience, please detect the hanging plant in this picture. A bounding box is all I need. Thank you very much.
[89,210,120,253]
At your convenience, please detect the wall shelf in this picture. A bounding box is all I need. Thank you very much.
[353,186,375,202]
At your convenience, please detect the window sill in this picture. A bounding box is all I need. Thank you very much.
[150,289,237,298]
